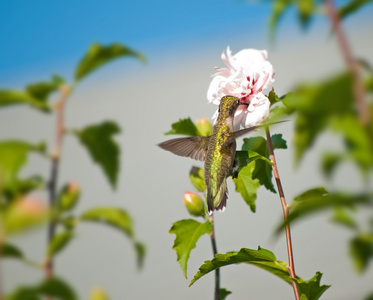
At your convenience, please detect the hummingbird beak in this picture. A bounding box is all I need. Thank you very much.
[239,102,249,107]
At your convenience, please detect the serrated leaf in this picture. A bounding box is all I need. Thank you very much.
[338,0,373,20]
[220,288,232,300]
[74,121,120,188]
[81,207,134,238]
[189,166,205,192]
[6,277,77,300]
[75,43,145,81]
[47,231,74,256]
[164,117,200,136]
[293,272,330,300]
[1,243,24,259]
[169,219,212,278]
[233,163,260,212]
[0,90,50,111]
[241,134,287,193]
[190,247,292,286]
[349,233,373,273]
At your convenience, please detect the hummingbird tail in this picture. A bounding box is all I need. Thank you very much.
[207,180,228,215]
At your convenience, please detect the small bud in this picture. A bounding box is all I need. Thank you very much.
[196,118,213,136]
[4,196,48,234]
[183,192,205,217]
[89,287,109,300]
[189,166,205,192]
[57,182,80,212]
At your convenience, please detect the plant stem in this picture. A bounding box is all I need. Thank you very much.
[265,128,300,300]
[324,0,369,125]
[45,85,69,281]
[209,214,220,300]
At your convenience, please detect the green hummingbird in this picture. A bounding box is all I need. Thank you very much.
[159,95,266,214]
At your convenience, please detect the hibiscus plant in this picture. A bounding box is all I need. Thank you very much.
[163,1,373,300]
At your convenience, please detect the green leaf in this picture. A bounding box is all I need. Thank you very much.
[189,166,206,192]
[364,292,373,300]
[6,277,77,300]
[25,81,59,102]
[338,0,373,20]
[81,207,134,238]
[269,0,292,41]
[134,241,146,269]
[293,272,330,300]
[331,114,373,176]
[241,134,287,193]
[0,141,44,194]
[349,233,373,273]
[1,243,24,259]
[321,152,344,178]
[233,163,260,212]
[331,207,358,230]
[81,207,145,267]
[190,247,292,286]
[47,231,74,257]
[169,219,212,278]
[220,288,232,300]
[284,73,354,164]
[74,121,120,188]
[295,0,315,28]
[75,43,145,81]
[277,188,373,232]
[164,117,200,136]
[0,90,50,111]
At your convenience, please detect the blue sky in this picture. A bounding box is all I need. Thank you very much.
[1,0,372,86]
[0,0,269,81]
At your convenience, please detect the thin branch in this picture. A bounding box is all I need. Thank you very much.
[266,128,300,300]
[45,85,69,280]
[209,214,220,300]
[324,0,370,125]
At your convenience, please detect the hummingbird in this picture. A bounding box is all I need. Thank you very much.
[159,95,267,214]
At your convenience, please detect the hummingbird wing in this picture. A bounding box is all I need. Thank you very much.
[158,136,210,161]
[220,121,286,150]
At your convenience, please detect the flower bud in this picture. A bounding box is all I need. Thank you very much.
[57,182,80,212]
[3,196,47,234]
[196,118,213,136]
[189,166,205,192]
[89,287,109,300]
[183,192,205,217]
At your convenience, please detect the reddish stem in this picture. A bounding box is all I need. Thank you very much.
[45,85,69,298]
[266,128,300,300]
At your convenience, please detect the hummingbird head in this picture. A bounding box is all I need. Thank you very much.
[219,96,249,116]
